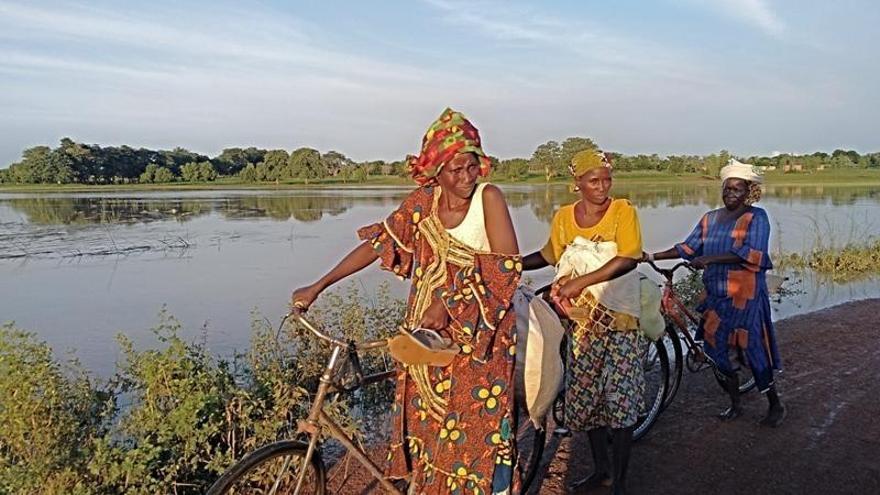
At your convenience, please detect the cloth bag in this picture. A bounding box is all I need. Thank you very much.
[638,275,665,341]
[513,286,565,426]
[555,236,641,318]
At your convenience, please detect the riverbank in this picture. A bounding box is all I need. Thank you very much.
[325,298,880,494]
[2,169,880,193]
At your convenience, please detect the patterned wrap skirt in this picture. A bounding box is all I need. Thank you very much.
[565,294,645,430]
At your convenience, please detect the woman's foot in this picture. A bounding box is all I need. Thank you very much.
[718,371,742,420]
[569,427,612,491]
[719,404,743,421]
[568,471,612,491]
[759,401,787,427]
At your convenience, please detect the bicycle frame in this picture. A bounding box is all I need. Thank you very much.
[652,261,706,359]
[287,310,402,495]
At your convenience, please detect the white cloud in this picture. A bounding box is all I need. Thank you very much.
[690,0,786,37]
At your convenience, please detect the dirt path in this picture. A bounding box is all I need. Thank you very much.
[327,298,880,494]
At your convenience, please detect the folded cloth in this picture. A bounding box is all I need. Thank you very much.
[513,286,565,426]
[555,236,641,318]
[721,158,763,183]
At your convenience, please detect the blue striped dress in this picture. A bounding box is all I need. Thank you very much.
[675,206,781,391]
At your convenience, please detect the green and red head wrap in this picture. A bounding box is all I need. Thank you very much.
[407,108,491,186]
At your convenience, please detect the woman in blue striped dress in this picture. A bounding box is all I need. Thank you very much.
[645,159,786,427]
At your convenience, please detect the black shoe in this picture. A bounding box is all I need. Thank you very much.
[759,402,787,427]
[568,472,612,491]
[719,405,743,421]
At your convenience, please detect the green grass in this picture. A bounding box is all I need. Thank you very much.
[777,239,880,282]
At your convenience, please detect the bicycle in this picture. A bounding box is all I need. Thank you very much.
[644,260,756,411]
[207,308,548,494]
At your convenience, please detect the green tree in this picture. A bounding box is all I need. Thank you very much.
[215,148,249,175]
[239,163,258,182]
[180,162,201,182]
[153,166,175,183]
[351,166,368,182]
[495,158,529,180]
[321,150,353,177]
[139,164,157,183]
[530,141,562,181]
[9,146,76,184]
[180,162,216,182]
[258,150,289,181]
[199,162,217,181]
[365,160,385,176]
[832,149,860,164]
[288,148,326,179]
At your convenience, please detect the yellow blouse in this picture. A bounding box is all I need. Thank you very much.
[540,198,643,265]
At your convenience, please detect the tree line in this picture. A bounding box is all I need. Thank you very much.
[1,136,877,185]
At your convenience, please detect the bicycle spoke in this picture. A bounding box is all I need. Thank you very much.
[268,455,293,495]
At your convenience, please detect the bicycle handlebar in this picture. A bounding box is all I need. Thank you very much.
[644,259,698,280]
[286,308,389,351]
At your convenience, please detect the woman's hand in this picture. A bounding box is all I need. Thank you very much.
[690,256,710,270]
[291,283,323,311]
[418,298,449,330]
[556,276,587,300]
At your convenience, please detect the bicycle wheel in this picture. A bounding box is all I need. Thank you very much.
[515,402,547,492]
[660,325,684,411]
[207,440,326,495]
[633,338,669,441]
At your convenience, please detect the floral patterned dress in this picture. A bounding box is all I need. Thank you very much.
[358,185,523,495]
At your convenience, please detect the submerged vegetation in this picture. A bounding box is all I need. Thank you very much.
[777,239,880,282]
[0,283,402,495]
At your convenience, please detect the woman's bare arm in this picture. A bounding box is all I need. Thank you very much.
[650,247,681,261]
[291,241,379,309]
[522,251,551,270]
[482,184,519,255]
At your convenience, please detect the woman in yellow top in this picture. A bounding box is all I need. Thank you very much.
[522,149,643,495]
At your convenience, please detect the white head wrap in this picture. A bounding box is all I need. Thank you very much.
[720,158,763,184]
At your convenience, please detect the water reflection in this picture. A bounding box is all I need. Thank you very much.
[0,193,406,225]
[4,182,878,228]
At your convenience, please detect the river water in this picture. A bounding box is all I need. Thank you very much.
[2,182,878,376]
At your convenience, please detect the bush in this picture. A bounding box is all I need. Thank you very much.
[0,282,404,494]
[0,325,111,494]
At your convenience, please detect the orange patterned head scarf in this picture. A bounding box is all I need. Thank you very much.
[407,108,491,186]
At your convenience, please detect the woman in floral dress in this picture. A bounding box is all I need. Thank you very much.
[292,108,522,494]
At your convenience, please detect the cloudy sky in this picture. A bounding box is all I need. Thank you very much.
[1,0,877,166]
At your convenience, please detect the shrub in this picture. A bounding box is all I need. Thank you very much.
[0,325,111,494]
[0,282,405,493]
